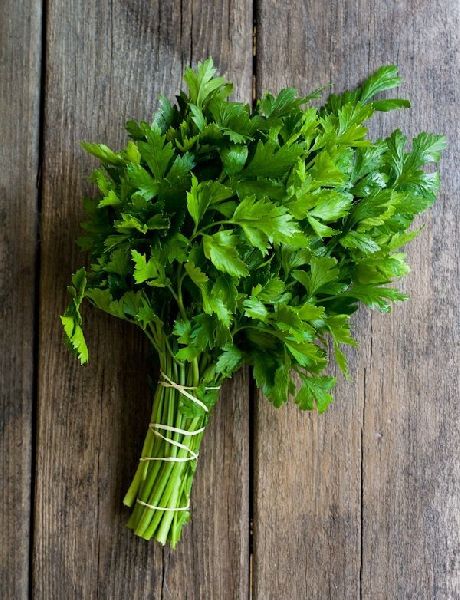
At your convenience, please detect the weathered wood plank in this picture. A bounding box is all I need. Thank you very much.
[34,1,252,598]
[0,0,41,597]
[358,1,459,597]
[254,1,459,598]
[253,5,368,597]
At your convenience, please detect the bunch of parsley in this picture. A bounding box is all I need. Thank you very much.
[61,59,444,546]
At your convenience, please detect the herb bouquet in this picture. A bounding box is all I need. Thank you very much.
[61,59,444,547]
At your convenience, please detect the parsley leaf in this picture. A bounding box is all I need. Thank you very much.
[203,230,249,276]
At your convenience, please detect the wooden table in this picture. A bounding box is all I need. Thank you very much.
[1,1,458,598]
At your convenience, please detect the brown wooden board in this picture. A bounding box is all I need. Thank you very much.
[358,2,460,597]
[2,0,459,596]
[0,0,42,597]
[254,1,459,598]
[34,1,252,598]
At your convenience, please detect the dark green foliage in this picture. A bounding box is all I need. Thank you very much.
[62,59,444,412]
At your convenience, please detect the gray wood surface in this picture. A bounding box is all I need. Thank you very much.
[254,1,459,599]
[34,1,251,598]
[0,0,42,597]
[1,0,459,597]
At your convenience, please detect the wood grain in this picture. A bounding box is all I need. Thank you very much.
[254,1,459,598]
[34,1,252,598]
[254,6,368,597]
[1,0,457,597]
[0,0,41,597]
[359,2,460,597]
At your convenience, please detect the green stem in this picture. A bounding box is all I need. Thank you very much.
[124,355,216,547]
[123,381,162,507]
[191,219,230,239]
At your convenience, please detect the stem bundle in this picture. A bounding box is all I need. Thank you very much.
[123,357,211,546]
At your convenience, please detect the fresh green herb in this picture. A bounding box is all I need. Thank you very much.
[62,59,445,547]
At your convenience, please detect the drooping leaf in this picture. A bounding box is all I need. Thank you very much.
[295,375,336,413]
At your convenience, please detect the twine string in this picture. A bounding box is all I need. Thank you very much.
[136,498,190,512]
[159,372,210,413]
[136,373,221,511]
[151,423,206,437]
[150,427,199,460]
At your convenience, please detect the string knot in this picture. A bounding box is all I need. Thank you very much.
[138,373,221,465]
[136,374,222,512]
[159,371,220,413]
